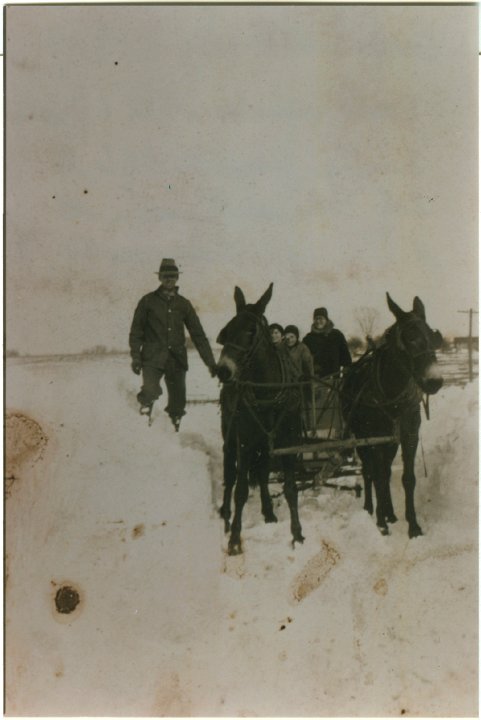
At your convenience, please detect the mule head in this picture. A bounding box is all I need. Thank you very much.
[216,284,273,383]
[386,292,444,395]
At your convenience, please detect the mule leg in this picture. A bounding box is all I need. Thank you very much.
[219,439,236,533]
[228,449,249,555]
[366,445,401,534]
[357,447,374,515]
[364,446,392,535]
[383,444,399,524]
[282,456,304,546]
[401,408,423,538]
[257,452,277,523]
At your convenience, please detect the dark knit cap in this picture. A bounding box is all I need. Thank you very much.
[313,307,329,319]
[269,323,284,334]
[284,324,299,339]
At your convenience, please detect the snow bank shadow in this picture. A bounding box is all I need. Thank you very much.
[180,432,224,512]
[291,540,341,602]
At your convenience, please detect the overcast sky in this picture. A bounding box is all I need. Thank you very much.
[6,4,478,355]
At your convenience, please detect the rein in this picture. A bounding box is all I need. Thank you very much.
[345,328,427,425]
[221,312,299,450]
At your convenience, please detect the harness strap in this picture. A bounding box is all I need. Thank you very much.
[240,393,293,455]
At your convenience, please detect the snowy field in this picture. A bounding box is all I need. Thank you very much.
[5,352,478,717]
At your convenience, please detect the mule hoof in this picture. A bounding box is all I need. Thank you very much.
[228,542,243,556]
[409,525,423,538]
[379,525,390,536]
[387,514,398,524]
[364,504,374,515]
[264,512,278,524]
[292,533,305,547]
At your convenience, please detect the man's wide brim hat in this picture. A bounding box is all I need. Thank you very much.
[156,258,181,275]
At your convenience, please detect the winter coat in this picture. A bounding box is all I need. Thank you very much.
[129,286,216,371]
[302,320,352,378]
[286,341,314,380]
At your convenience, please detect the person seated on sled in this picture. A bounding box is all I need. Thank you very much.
[269,323,285,347]
[302,307,352,379]
[284,325,314,381]
[129,258,217,430]
[284,324,314,435]
[302,308,352,437]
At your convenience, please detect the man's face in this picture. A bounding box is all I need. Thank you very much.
[270,328,283,345]
[285,332,297,348]
[313,315,327,330]
[160,273,178,291]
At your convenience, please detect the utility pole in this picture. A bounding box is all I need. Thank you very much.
[457,309,479,381]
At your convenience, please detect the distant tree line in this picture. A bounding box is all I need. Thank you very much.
[4,333,462,360]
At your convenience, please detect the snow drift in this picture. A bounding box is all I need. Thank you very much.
[5,356,478,716]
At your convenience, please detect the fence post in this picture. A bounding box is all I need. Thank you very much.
[457,308,478,382]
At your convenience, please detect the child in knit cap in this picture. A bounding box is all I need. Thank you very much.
[269,323,285,346]
[284,324,314,380]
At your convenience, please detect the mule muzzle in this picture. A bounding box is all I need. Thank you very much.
[217,363,234,383]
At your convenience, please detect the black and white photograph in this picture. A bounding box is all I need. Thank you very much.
[4,2,478,716]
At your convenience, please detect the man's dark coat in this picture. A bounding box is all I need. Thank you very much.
[129,286,215,371]
[302,321,352,378]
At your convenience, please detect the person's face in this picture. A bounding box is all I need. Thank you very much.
[160,273,179,291]
[313,315,327,330]
[285,332,297,348]
[270,328,283,345]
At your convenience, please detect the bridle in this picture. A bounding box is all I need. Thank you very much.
[345,317,438,423]
[219,311,271,378]
[219,310,295,451]
[390,319,438,364]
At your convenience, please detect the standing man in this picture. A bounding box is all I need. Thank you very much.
[129,258,217,430]
[302,307,352,378]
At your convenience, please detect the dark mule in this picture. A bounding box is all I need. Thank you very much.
[341,293,443,537]
[216,284,304,555]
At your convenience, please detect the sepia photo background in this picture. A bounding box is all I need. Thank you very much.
[6,3,478,354]
[5,3,478,717]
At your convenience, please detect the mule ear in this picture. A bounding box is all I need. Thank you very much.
[254,283,273,315]
[386,292,407,320]
[432,329,443,350]
[412,296,426,320]
[234,286,246,313]
[216,327,226,345]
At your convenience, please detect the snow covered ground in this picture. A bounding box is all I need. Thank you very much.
[5,353,478,716]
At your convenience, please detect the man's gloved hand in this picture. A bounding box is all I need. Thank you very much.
[131,361,142,375]
[209,364,218,378]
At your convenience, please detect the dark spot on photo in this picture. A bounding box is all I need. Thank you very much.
[55,585,80,614]
[132,523,145,539]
